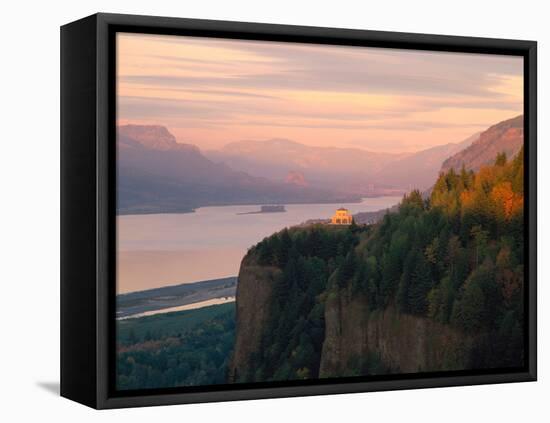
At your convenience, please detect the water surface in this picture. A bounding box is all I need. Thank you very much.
[118,297,236,320]
[117,197,400,294]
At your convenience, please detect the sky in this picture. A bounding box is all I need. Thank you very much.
[117,33,523,153]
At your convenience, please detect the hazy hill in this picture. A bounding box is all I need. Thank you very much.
[372,132,480,191]
[117,115,523,214]
[117,125,357,214]
[118,125,198,152]
[207,135,482,193]
[441,115,523,173]
[206,138,402,192]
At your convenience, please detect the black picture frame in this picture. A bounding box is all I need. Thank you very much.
[60,12,537,409]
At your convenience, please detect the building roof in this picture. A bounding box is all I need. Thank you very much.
[337,208,349,211]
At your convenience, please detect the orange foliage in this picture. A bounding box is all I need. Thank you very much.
[460,190,474,210]
[491,182,523,219]
[431,148,524,221]
[474,166,496,192]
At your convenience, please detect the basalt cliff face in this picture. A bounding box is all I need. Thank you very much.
[319,288,472,377]
[228,244,475,383]
[228,253,279,383]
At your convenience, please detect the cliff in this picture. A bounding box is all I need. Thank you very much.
[229,250,474,382]
[319,287,472,377]
[228,253,280,382]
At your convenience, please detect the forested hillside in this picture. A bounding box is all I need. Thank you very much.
[117,304,235,390]
[230,149,525,382]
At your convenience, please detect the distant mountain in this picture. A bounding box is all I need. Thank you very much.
[372,132,480,191]
[118,125,198,152]
[206,135,484,194]
[285,170,308,187]
[441,115,523,173]
[117,125,357,214]
[117,116,523,215]
[205,138,402,192]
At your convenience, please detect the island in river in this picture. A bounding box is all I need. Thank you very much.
[237,205,286,215]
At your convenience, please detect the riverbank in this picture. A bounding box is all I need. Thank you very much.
[116,277,237,318]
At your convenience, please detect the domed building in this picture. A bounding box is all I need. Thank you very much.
[331,208,353,225]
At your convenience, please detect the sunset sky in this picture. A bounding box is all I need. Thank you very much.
[117,33,523,153]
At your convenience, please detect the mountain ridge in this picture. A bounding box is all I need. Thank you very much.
[117,125,359,214]
[119,124,200,152]
[441,115,523,172]
[207,134,480,193]
[206,138,402,194]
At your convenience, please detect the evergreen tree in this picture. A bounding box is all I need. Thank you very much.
[495,151,507,166]
[407,251,433,315]
[276,228,293,266]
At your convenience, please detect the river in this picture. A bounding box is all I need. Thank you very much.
[117,196,401,294]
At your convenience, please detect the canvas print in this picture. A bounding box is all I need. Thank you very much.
[115,33,525,391]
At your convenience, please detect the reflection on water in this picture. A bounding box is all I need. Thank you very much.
[117,197,400,294]
[117,297,236,320]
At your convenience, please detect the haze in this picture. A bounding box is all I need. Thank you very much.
[117,33,523,153]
